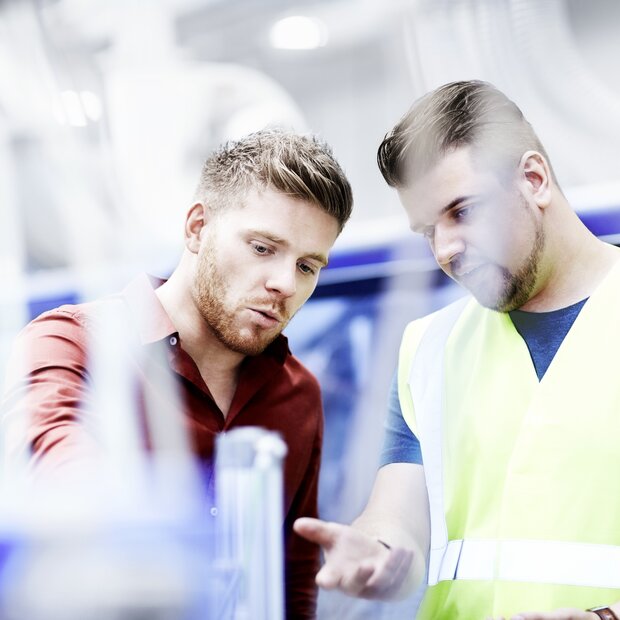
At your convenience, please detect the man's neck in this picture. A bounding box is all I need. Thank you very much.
[155,271,245,417]
[521,214,620,312]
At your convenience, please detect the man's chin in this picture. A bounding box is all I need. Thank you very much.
[459,271,513,312]
[469,286,510,313]
[472,289,523,313]
[223,330,280,356]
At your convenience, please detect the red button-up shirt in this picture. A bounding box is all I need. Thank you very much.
[1,274,322,618]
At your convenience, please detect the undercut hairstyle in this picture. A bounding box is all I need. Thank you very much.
[377,80,557,188]
[194,128,353,232]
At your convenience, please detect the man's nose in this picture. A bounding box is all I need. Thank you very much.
[265,264,297,298]
[433,224,465,269]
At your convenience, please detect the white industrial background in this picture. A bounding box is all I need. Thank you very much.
[1,1,619,618]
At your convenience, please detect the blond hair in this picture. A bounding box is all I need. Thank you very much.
[195,128,353,232]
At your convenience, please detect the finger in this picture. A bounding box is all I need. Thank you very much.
[315,564,342,590]
[338,562,375,596]
[293,517,338,548]
[361,547,414,598]
[316,561,374,594]
[364,548,409,593]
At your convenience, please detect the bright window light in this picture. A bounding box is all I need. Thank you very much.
[60,90,87,127]
[80,90,103,122]
[52,90,102,126]
[269,15,328,50]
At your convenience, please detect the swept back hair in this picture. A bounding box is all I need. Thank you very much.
[377,80,556,188]
[194,128,353,232]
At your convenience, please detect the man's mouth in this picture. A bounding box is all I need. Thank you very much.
[453,264,484,278]
[248,308,283,327]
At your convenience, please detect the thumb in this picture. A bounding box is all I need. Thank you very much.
[294,517,338,548]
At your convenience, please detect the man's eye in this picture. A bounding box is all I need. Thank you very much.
[251,242,270,255]
[454,205,474,220]
[298,262,316,276]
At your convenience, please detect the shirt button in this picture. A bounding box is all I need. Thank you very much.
[210,507,218,517]
[169,336,178,346]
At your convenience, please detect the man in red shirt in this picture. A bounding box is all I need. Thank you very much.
[1,128,353,619]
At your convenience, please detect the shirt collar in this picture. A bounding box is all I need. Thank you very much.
[122,273,291,364]
[265,331,290,365]
[122,273,176,344]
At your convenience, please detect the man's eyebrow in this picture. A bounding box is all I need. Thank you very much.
[412,195,475,234]
[249,230,329,267]
[440,195,474,216]
[311,254,329,268]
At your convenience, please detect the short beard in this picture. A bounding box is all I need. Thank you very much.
[490,220,545,313]
[192,244,284,356]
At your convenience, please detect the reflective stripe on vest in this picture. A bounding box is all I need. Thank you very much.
[408,296,468,586]
[408,295,620,590]
[437,539,620,589]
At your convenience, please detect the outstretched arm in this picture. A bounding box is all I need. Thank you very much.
[294,462,429,600]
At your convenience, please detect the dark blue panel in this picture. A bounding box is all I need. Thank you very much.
[579,207,620,237]
[323,246,394,270]
[28,293,79,321]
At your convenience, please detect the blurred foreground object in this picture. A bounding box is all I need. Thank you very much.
[0,427,290,620]
[0,302,219,620]
[0,301,290,619]
[216,427,288,620]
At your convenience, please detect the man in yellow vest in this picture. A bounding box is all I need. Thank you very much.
[294,80,620,620]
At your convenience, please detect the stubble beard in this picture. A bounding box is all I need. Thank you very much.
[192,245,286,356]
[482,217,545,313]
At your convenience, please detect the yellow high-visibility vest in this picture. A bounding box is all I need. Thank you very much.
[398,261,620,619]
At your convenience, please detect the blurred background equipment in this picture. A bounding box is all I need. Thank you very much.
[1,0,620,618]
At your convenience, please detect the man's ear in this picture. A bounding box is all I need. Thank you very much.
[185,202,211,254]
[520,151,552,209]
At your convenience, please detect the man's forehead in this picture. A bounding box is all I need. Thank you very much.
[399,148,496,205]
[228,200,337,260]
